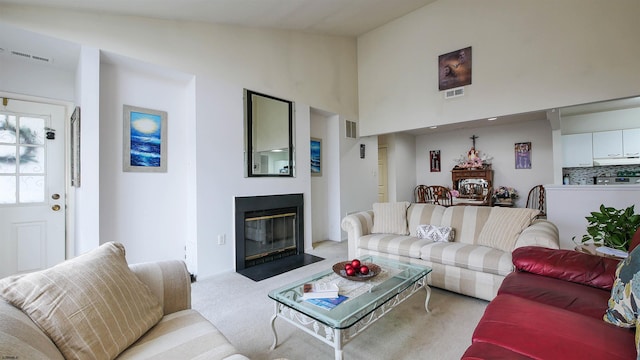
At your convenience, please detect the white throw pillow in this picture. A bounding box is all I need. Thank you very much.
[416,224,455,242]
[371,202,410,235]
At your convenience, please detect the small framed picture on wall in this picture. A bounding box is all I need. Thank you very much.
[430,150,441,172]
[123,105,168,172]
[515,142,531,169]
[310,137,322,176]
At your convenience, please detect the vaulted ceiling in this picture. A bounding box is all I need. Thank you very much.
[0,0,437,37]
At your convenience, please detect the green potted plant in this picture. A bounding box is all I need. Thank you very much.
[574,204,640,252]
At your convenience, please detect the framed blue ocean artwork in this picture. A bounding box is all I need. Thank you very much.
[310,137,322,176]
[123,105,167,172]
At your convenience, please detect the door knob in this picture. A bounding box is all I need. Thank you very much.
[52,204,61,211]
[52,193,60,200]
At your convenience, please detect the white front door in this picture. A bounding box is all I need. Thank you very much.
[0,99,66,278]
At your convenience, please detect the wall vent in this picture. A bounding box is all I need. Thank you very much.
[10,50,52,63]
[345,120,357,139]
[444,87,464,99]
[11,50,31,59]
[32,55,51,63]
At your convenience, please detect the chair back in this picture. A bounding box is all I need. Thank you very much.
[431,186,453,207]
[482,187,494,206]
[526,185,546,217]
[414,185,452,206]
[414,185,430,203]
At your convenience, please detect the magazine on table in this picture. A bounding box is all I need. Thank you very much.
[305,295,349,310]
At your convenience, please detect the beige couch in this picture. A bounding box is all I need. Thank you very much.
[0,242,248,360]
[341,202,559,301]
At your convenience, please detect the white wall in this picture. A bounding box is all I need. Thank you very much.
[0,6,358,277]
[0,5,358,120]
[1,56,75,101]
[73,46,101,256]
[358,0,640,136]
[339,124,378,223]
[547,185,640,249]
[98,56,194,266]
[561,107,640,134]
[416,119,554,207]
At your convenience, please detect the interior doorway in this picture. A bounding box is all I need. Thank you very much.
[378,145,388,202]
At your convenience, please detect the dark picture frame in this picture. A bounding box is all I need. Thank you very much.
[430,150,441,172]
[438,46,472,91]
[515,142,532,169]
[123,105,167,172]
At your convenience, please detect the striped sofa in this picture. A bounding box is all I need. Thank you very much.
[0,243,248,360]
[341,203,559,301]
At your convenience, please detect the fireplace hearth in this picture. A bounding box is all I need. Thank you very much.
[234,193,323,281]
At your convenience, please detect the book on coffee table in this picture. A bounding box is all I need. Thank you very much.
[306,295,348,310]
[302,282,339,299]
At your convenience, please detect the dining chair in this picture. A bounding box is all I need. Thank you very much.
[414,185,430,203]
[526,185,546,217]
[430,185,453,207]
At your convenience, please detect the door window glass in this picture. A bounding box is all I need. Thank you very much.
[0,112,47,204]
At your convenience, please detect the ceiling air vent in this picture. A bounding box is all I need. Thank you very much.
[444,87,464,99]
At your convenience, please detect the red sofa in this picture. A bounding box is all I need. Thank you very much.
[462,246,636,360]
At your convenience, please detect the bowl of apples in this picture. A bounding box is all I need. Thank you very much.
[332,258,381,281]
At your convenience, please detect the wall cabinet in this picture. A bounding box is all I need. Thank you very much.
[592,129,640,158]
[562,133,593,167]
[592,130,622,158]
[623,129,640,157]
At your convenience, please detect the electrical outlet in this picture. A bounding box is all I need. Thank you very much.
[217,234,226,245]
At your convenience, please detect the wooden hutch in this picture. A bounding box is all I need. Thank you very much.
[451,164,493,200]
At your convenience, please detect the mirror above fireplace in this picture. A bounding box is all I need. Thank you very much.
[244,89,295,177]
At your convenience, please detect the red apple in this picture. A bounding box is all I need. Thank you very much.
[345,267,356,276]
[344,263,353,271]
[360,265,370,275]
[351,259,361,269]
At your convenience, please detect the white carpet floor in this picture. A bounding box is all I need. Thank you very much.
[191,241,489,360]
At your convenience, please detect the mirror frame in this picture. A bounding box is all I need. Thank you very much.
[244,89,295,177]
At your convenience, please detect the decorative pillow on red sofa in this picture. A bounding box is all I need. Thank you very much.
[604,245,640,327]
[512,246,620,290]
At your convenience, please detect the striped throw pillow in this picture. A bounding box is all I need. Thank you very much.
[0,242,163,360]
[477,207,540,252]
[371,202,410,235]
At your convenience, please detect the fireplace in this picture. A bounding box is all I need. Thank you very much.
[235,193,303,270]
[235,193,321,280]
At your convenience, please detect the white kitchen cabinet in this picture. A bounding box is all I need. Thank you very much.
[593,130,622,158]
[562,133,593,167]
[623,128,640,157]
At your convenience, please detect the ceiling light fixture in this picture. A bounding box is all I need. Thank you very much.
[487,117,497,121]
[429,126,438,129]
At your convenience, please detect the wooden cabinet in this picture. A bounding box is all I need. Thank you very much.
[451,166,493,200]
[623,129,640,157]
[562,133,593,167]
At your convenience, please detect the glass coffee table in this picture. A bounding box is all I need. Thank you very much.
[268,255,432,360]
